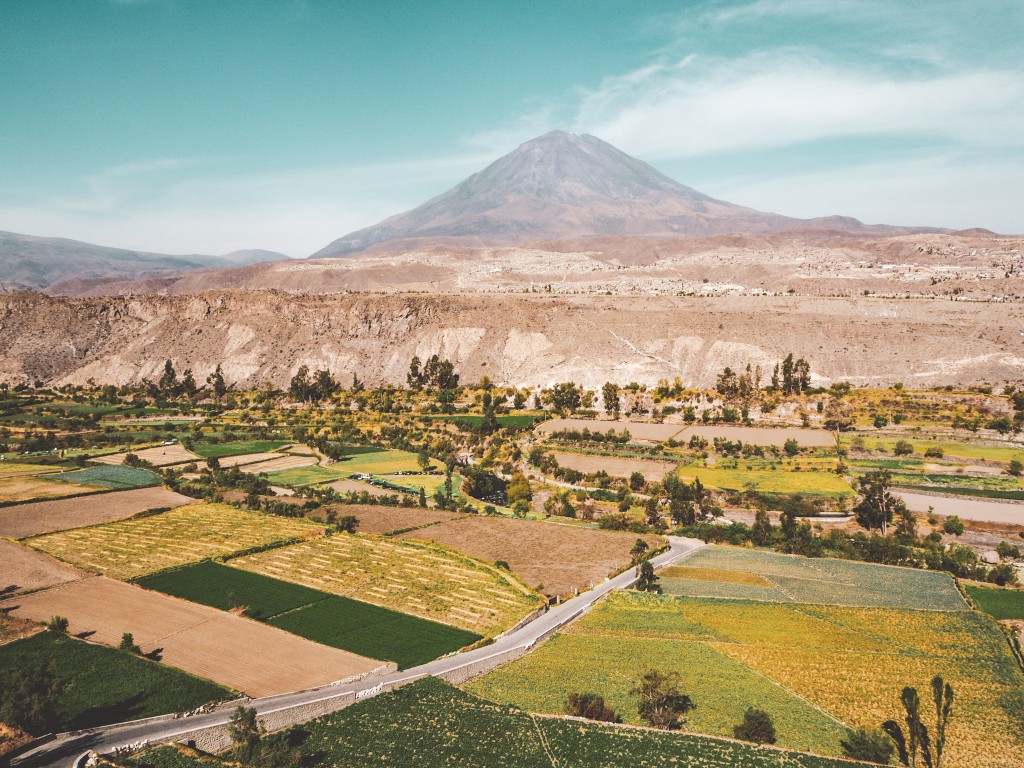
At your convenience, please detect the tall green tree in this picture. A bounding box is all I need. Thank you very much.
[630,670,695,730]
[0,661,64,734]
[855,469,905,536]
[602,382,620,416]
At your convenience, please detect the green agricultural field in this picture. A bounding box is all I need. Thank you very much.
[676,464,854,497]
[28,503,323,580]
[850,435,1024,464]
[117,746,215,768]
[331,448,436,476]
[264,464,349,487]
[189,440,289,458]
[471,592,1024,768]
[965,584,1024,619]
[0,632,231,732]
[46,465,161,490]
[662,546,969,611]
[137,561,481,669]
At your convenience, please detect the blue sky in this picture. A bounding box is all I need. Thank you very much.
[1,0,1022,255]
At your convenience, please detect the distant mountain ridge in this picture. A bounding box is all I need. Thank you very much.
[0,230,286,291]
[313,131,921,258]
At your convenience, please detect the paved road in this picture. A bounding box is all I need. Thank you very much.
[15,536,704,768]
[895,490,1024,525]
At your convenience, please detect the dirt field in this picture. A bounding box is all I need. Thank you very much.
[0,612,39,646]
[215,452,283,468]
[240,454,319,473]
[550,451,678,480]
[331,504,466,534]
[0,539,85,595]
[677,425,836,447]
[0,462,60,478]
[401,517,663,598]
[0,475,98,503]
[896,491,1024,526]
[0,577,388,697]
[0,486,192,538]
[92,444,200,467]
[319,479,399,499]
[538,418,683,442]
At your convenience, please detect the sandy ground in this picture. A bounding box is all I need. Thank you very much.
[551,451,678,480]
[92,444,200,467]
[0,577,388,697]
[677,425,835,447]
[895,490,1024,526]
[401,516,662,598]
[0,486,192,538]
[0,539,87,595]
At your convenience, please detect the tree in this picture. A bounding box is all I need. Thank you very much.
[564,692,622,723]
[630,538,650,564]
[629,471,645,491]
[207,365,228,402]
[751,509,774,546]
[635,560,661,593]
[942,515,964,535]
[548,382,583,414]
[228,705,263,761]
[158,359,178,397]
[417,449,432,472]
[855,470,904,535]
[783,438,799,457]
[733,708,776,744]
[630,669,695,730]
[180,369,198,400]
[0,661,64,734]
[602,382,621,416]
[119,632,141,654]
[1009,459,1023,477]
[46,616,68,633]
[841,727,895,764]
[289,365,312,402]
[893,439,914,456]
[506,472,532,505]
[407,356,423,389]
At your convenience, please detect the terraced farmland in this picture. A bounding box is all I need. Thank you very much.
[190,440,289,458]
[231,534,541,635]
[660,545,969,611]
[26,503,324,579]
[676,464,854,496]
[329,447,435,476]
[138,561,481,668]
[471,591,1024,768]
[46,464,161,490]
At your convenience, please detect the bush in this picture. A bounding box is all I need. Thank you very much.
[988,563,1018,586]
[996,541,1021,560]
[924,446,944,459]
[46,616,68,633]
[943,516,965,536]
[893,440,914,456]
[564,692,622,723]
[733,708,776,744]
[840,726,895,764]
[1009,459,1023,477]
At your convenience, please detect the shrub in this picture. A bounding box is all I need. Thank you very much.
[46,616,68,633]
[988,563,1018,586]
[996,541,1021,561]
[893,440,914,456]
[1009,459,1023,477]
[118,632,142,655]
[840,726,895,764]
[924,446,944,459]
[733,708,776,744]
[564,692,622,723]
[943,516,965,536]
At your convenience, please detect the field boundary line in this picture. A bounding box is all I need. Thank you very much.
[530,713,559,767]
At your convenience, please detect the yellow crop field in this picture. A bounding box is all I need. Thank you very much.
[27,503,324,580]
[231,534,542,636]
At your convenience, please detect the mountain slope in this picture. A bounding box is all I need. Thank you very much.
[0,230,286,291]
[313,131,870,258]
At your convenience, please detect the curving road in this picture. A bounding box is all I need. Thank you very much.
[14,536,704,768]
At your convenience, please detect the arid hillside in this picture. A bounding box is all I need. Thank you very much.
[1,291,1021,389]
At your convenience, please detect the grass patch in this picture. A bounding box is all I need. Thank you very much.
[676,465,854,497]
[852,436,1024,464]
[331,448,435,476]
[189,440,289,459]
[46,465,161,490]
[264,464,350,487]
[28,503,323,580]
[0,632,231,732]
[137,561,480,668]
[966,584,1024,620]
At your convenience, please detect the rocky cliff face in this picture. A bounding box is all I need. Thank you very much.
[2,292,1021,389]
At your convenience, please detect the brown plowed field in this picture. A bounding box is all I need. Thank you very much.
[677,425,836,447]
[1,539,86,595]
[92,444,200,467]
[400,517,663,598]
[0,486,192,538]
[335,504,466,534]
[319,479,399,499]
[538,418,684,442]
[0,475,98,503]
[240,455,318,474]
[550,451,678,480]
[0,577,388,697]
[215,452,282,468]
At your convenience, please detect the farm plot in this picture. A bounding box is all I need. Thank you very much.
[190,440,289,458]
[319,478,404,499]
[137,561,478,668]
[238,454,319,475]
[1,576,386,697]
[26,503,324,580]
[334,504,465,535]
[262,464,347,487]
[0,539,85,595]
[0,474,99,503]
[91,444,200,467]
[401,516,662,597]
[551,451,678,480]
[231,534,541,636]
[662,546,968,611]
[676,464,855,497]
[0,486,192,538]
[965,584,1024,620]
[471,592,1024,767]
[0,631,231,732]
[330,447,437,475]
[538,418,684,442]
[219,676,854,768]
[0,462,60,477]
[46,464,161,489]
[212,452,283,468]
[677,425,836,448]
